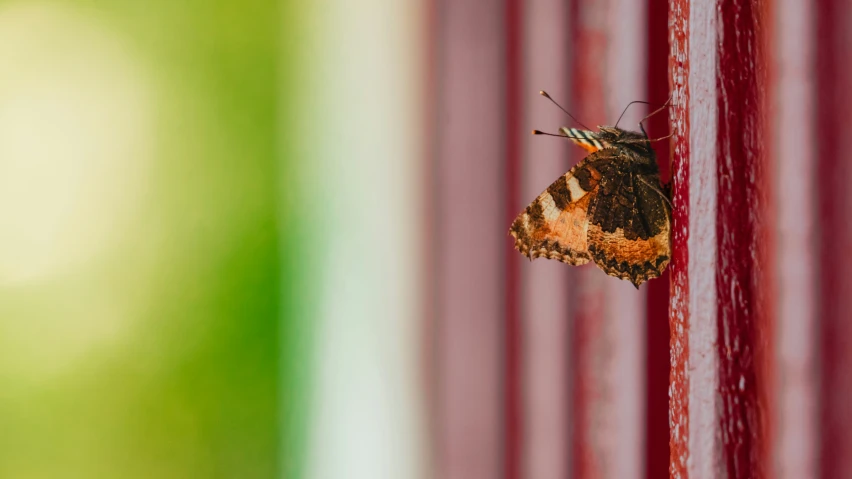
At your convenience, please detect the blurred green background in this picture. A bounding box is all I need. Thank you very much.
[0,0,426,476]
[0,1,290,477]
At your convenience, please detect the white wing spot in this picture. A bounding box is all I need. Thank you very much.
[566,176,587,200]
[539,192,561,221]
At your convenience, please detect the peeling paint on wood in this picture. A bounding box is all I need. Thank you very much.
[667,0,690,475]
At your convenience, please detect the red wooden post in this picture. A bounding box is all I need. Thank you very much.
[570,1,609,475]
[716,0,771,475]
[667,1,694,475]
[570,0,646,476]
[504,2,524,479]
[603,1,647,477]
[769,0,819,476]
[433,1,506,477]
[816,0,852,477]
[669,0,770,476]
[519,0,572,477]
[645,0,672,477]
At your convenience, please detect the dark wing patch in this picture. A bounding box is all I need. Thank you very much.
[586,162,672,287]
[546,175,572,210]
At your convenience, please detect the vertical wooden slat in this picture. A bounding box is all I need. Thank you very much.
[504,0,523,478]
[434,0,505,477]
[770,0,818,476]
[670,0,723,475]
[570,0,647,476]
[570,1,610,474]
[520,0,571,476]
[669,0,770,477]
[816,0,852,477]
[604,0,647,476]
[685,0,720,474]
[645,0,672,476]
[667,0,691,475]
[716,0,770,475]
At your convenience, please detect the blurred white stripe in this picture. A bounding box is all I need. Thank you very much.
[300,1,427,478]
[687,1,721,475]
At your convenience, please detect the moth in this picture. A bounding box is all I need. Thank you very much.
[509,91,673,288]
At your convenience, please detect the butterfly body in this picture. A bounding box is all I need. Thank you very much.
[510,125,671,288]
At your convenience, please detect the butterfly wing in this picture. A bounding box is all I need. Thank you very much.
[509,149,617,265]
[585,159,672,287]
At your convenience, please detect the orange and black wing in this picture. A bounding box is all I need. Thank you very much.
[509,149,617,265]
[585,159,671,287]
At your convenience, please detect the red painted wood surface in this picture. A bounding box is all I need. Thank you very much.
[433,1,506,477]
[603,1,647,477]
[571,0,646,477]
[716,0,770,475]
[669,0,772,477]
[816,0,852,477]
[570,1,609,475]
[504,2,523,479]
[428,0,843,477]
[769,0,818,476]
[667,0,690,475]
[645,0,672,476]
[519,0,572,476]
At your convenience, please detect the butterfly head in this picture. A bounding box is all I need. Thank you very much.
[596,126,646,143]
[596,125,656,166]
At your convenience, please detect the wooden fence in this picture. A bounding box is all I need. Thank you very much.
[427,0,850,477]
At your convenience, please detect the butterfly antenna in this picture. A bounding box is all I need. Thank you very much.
[615,94,677,129]
[615,101,653,128]
[531,129,565,138]
[539,91,592,131]
[639,92,674,127]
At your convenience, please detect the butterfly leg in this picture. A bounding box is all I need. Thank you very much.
[648,131,674,142]
[638,91,674,138]
[637,175,674,210]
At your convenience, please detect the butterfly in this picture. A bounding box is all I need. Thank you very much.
[509,91,673,288]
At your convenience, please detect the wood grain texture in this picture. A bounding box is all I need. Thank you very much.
[669,1,771,477]
[716,0,770,475]
[667,0,690,475]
